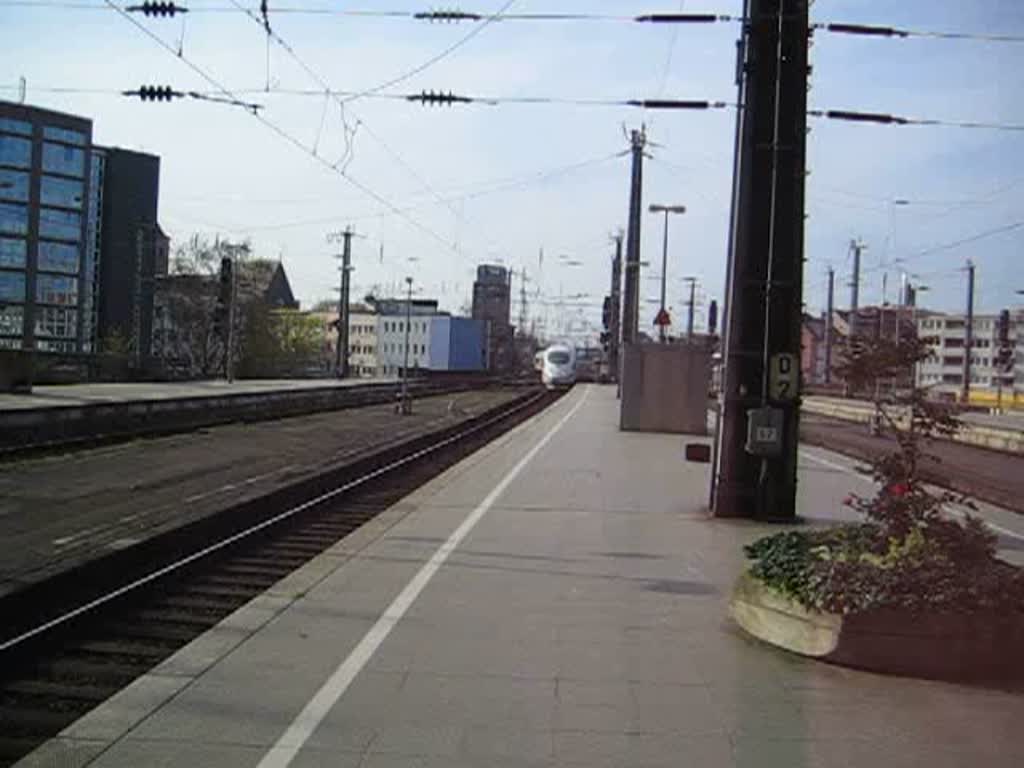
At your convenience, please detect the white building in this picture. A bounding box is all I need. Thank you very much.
[373,298,485,376]
[916,309,1023,405]
[315,304,378,378]
[347,308,378,377]
[377,313,434,375]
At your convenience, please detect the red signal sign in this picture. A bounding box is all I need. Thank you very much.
[653,308,672,327]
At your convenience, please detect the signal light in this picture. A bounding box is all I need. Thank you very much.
[602,295,611,329]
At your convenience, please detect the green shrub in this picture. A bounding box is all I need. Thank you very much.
[744,330,1024,615]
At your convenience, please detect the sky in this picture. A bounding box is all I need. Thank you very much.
[1,0,1022,341]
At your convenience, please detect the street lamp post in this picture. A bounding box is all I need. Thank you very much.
[648,204,686,342]
[400,276,413,415]
[910,284,929,388]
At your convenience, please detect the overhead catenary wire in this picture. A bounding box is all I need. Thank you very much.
[5,78,1021,132]
[338,0,519,104]
[224,0,521,264]
[871,219,1024,271]
[98,1,462,256]
[6,1,1024,42]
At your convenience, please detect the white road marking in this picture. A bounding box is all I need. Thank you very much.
[800,448,1024,543]
[255,388,590,768]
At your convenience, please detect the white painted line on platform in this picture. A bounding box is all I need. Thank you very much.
[801,448,1024,543]
[800,449,871,483]
[255,388,589,768]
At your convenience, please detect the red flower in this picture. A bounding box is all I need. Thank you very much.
[886,482,910,497]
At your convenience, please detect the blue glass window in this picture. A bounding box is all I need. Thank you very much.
[0,136,31,169]
[0,202,28,235]
[43,126,86,146]
[0,304,23,337]
[0,237,26,268]
[0,169,29,202]
[0,271,26,302]
[0,118,32,136]
[38,241,80,274]
[39,207,81,241]
[42,142,85,177]
[40,176,84,209]
[35,274,78,306]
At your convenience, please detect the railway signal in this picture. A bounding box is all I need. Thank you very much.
[213,256,233,340]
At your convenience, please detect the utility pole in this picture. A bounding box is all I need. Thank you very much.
[825,267,834,383]
[622,128,646,345]
[133,227,144,369]
[962,259,975,405]
[683,277,698,340]
[714,0,809,521]
[609,232,623,381]
[400,276,413,414]
[517,267,529,337]
[337,228,353,378]
[328,227,353,378]
[849,238,865,337]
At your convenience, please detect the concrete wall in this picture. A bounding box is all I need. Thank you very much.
[619,342,711,434]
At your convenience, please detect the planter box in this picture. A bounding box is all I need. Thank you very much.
[730,570,1024,681]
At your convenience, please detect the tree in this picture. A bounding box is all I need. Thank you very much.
[237,309,324,377]
[153,235,254,378]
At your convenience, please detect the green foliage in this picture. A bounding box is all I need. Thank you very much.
[744,326,1024,615]
[746,523,1023,615]
[237,308,325,377]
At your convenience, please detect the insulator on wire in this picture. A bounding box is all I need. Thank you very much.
[124,85,184,102]
[407,90,473,106]
[635,13,721,23]
[126,1,188,17]
[414,8,482,22]
[822,23,908,38]
[822,109,910,125]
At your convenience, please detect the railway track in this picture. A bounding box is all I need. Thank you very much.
[800,412,1024,514]
[0,387,562,766]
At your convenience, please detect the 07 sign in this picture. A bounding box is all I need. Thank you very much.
[769,353,797,401]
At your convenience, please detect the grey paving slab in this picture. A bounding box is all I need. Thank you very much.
[22,384,1024,768]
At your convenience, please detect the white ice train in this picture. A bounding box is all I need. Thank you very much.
[540,344,576,390]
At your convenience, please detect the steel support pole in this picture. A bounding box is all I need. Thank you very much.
[714,0,808,520]
[825,267,834,383]
[659,210,669,342]
[963,260,975,404]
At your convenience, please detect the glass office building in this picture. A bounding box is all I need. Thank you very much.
[0,102,94,353]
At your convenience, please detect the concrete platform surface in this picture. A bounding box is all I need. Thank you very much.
[0,389,522,600]
[805,395,1024,433]
[0,378,397,412]
[20,385,1024,768]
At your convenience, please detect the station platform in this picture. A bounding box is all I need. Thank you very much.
[0,378,399,412]
[21,385,1024,768]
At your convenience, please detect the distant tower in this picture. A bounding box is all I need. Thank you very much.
[472,264,513,372]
